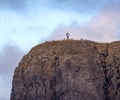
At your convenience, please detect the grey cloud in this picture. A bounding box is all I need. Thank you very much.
[0,96,6,100]
[0,0,26,10]
[49,0,111,13]
[0,44,25,100]
[0,44,24,76]
[0,0,119,13]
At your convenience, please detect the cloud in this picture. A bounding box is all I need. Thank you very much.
[0,0,112,13]
[49,0,111,13]
[0,0,26,10]
[0,44,24,76]
[0,96,6,100]
[48,3,120,42]
[0,44,25,100]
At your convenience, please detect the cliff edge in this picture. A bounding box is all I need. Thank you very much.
[11,40,120,100]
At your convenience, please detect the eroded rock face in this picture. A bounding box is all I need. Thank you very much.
[10,40,120,100]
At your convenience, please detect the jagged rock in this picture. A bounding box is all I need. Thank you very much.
[10,40,120,100]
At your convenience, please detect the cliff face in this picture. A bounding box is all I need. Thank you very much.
[11,40,120,100]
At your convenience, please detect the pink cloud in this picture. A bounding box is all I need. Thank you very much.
[48,3,120,42]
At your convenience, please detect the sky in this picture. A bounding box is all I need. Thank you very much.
[1,0,120,99]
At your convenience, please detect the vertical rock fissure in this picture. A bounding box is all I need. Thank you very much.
[40,61,47,99]
[113,56,120,99]
[103,63,110,100]
[41,77,47,100]
[100,45,110,100]
[50,56,60,100]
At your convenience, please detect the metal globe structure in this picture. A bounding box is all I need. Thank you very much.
[66,33,70,39]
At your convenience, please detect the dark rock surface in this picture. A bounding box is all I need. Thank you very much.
[10,40,120,100]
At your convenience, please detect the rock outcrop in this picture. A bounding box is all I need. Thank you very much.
[10,40,120,100]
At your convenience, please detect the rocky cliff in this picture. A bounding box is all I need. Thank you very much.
[11,40,120,100]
